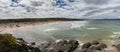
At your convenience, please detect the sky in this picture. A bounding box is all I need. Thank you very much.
[0,0,120,19]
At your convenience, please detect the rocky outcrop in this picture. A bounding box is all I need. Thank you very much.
[0,34,17,47]
[0,34,41,52]
[39,39,79,52]
[2,33,119,52]
[0,34,80,52]
[81,42,91,49]
[80,40,107,52]
[115,44,120,52]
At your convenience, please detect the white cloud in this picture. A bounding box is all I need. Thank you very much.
[0,0,120,19]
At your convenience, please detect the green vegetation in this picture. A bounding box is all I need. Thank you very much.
[0,34,17,47]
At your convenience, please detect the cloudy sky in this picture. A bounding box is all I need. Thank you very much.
[0,0,120,19]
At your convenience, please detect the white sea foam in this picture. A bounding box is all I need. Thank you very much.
[71,24,84,29]
[44,28,59,32]
[109,35,119,39]
[86,27,99,30]
[70,21,88,29]
[55,39,63,43]
[113,32,120,34]
[109,32,120,39]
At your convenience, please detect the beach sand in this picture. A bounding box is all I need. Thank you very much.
[0,18,81,32]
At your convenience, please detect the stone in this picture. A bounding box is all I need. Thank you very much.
[67,40,79,52]
[91,41,99,45]
[31,42,36,45]
[0,34,41,52]
[80,40,107,52]
[96,43,107,50]
[82,42,91,49]
[115,44,120,52]
[16,38,27,44]
[41,39,79,52]
[0,34,17,47]
[79,49,88,52]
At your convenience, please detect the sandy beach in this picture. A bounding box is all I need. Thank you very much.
[0,20,61,32]
[0,18,81,32]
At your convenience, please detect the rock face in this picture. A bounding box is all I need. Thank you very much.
[0,34,17,47]
[0,34,41,52]
[39,40,79,52]
[80,41,107,52]
[115,44,120,52]
[82,42,91,49]
[0,34,80,52]
[0,44,41,52]
[2,34,118,52]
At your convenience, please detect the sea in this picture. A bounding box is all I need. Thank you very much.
[2,20,120,43]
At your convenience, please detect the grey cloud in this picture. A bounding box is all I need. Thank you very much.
[82,6,120,17]
[30,1,44,6]
[83,0,111,5]
[0,0,120,19]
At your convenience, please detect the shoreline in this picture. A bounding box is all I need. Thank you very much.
[0,21,63,32]
[0,18,120,32]
[0,18,86,32]
[0,18,120,52]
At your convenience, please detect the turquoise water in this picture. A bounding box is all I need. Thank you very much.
[47,20,120,42]
[2,20,120,42]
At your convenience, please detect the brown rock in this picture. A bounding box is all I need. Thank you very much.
[115,44,120,52]
[82,42,91,49]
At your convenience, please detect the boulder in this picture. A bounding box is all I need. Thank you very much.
[79,49,88,52]
[80,40,107,52]
[41,39,79,52]
[0,34,41,52]
[91,41,99,45]
[96,43,107,50]
[81,42,91,49]
[0,34,17,47]
[115,44,120,52]
[88,43,107,52]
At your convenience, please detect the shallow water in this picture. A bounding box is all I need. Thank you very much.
[1,20,120,42]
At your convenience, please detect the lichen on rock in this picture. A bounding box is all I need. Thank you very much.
[0,33,17,47]
[0,33,41,52]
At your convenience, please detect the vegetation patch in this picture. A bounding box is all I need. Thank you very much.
[0,34,17,47]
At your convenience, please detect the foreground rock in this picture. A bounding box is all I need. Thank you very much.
[80,40,107,52]
[39,39,79,52]
[1,33,120,52]
[0,34,41,52]
[0,34,80,52]
[115,44,120,52]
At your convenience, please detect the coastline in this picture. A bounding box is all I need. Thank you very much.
[0,18,83,32]
[0,18,120,32]
[0,18,120,52]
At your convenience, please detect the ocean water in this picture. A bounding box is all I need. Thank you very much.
[45,20,120,42]
[2,20,120,42]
